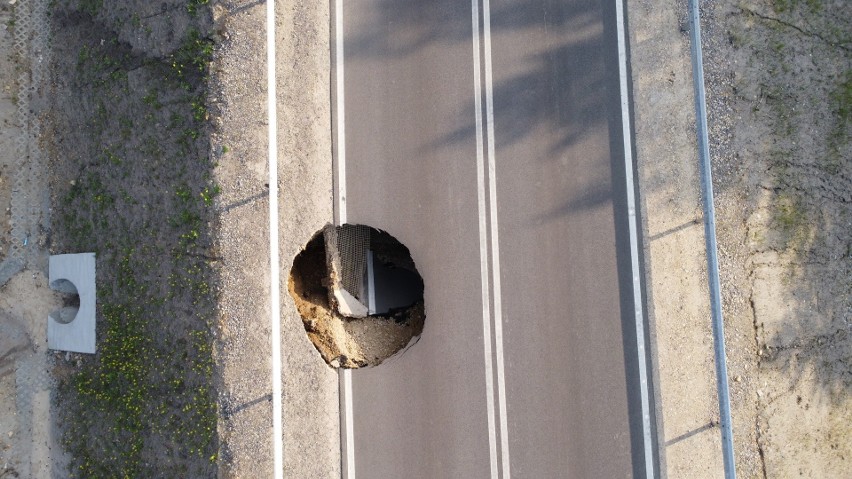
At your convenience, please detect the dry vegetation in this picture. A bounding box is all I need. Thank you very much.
[707,0,850,475]
[45,1,220,476]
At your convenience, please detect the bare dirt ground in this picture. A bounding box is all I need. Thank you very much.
[630,2,734,475]
[633,0,850,477]
[711,1,850,477]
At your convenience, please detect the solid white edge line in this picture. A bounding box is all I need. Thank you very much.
[266,0,284,477]
[481,1,511,476]
[336,0,347,224]
[615,0,655,477]
[334,2,356,479]
[339,369,355,479]
[472,0,499,476]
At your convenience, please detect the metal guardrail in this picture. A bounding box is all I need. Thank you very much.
[687,1,737,477]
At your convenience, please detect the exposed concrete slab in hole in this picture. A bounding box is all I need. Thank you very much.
[323,223,369,318]
[47,253,96,354]
[333,287,369,319]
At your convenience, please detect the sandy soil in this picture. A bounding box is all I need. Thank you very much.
[629,2,734,475]
[632,0,850,477]
[0,274,67,478]
[0,0,69,477]
[708,1,850,477]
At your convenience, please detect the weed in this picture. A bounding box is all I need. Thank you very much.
[76,46,91,71]
[183,127,201,141]
[773,192,811,251]
[191,96,207,122]
[118,117,133,140]
[102,147,122,166]
[831,69,852,127]
[199,185,221,207]
[79,0,103,17]
[175,184,194,203]
[187,0,210,16]
[824,69,852,174]
[169,111,186,129]
[772,0,823,14]
[167,29,214,90]
[142,89,161,109]
[728,29,747,49]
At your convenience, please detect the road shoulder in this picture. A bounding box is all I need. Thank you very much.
[208,1,340,476]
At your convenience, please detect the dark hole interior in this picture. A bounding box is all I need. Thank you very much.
[291,225,424,320]
[367,229,424,316]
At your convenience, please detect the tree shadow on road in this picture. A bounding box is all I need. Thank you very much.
[343,0,658,475]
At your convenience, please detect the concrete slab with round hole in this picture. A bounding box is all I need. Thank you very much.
[47,253,96,354]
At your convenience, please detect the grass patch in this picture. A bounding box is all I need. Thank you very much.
[52,5,219,477]
[826,69,852,173]
[832,69,852,125]
[773,192,812,251]
[772,0,823,14]
[78,0,102,17]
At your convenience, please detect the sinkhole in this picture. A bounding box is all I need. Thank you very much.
[288,224,426,368]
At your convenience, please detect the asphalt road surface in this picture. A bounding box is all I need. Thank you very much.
[332,0,660,477]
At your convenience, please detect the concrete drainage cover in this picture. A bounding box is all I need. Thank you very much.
[47,253,96,354]
[289,224,425,368]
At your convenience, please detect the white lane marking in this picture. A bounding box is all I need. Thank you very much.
[266,0,284,477]
[472,0,499,476]
[334,1,356,478]
[339,368,355,479]
[335,0,347,223]
[481,1,511,476]
[615,0,655,477]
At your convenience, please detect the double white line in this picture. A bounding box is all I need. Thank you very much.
[330,1,509,477]
[471,0,511,477]
[472,1,653,477]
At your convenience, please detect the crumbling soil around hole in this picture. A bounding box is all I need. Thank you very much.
[288,227,425,368]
